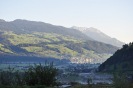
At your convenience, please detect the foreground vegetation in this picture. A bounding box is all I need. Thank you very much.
[0,63,133,88]
[0,63,58,88]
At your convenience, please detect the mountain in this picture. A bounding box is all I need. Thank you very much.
[99,42,133,72]
[0,19,92,40]
[72,26,124,47]
[0,19,119,63]
[0,19,6,22]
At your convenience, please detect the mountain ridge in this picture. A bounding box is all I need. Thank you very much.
[72,26,124,47]
[0,19,119,63]
[0,19,93,40]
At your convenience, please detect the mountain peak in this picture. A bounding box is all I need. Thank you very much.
[72,26,124,47]
[72,26,100,33]
[13,19,29,22]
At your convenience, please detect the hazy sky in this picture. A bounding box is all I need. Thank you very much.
[0,0,133,43]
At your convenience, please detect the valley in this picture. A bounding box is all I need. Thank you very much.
[0,0,133,87]
[0,19,132,88]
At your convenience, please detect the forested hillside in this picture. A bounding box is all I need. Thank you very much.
[99,42,133,72]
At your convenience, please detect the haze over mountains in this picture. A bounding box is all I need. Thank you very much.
[72,26,124,47]
[0,19,120,63]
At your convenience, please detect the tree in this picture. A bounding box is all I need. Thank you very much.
[113,72,130,88]
[0,62,58,87]
[87,76,92,85]
[24,63,58,86]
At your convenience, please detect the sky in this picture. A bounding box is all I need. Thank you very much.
[0,0,133,43]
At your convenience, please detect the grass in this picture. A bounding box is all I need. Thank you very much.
[0,43,13,53]
[61,36,81,43]
[22,46,43,52]
[6,32,51,45]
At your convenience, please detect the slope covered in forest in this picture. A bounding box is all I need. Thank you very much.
[99,42,133,72]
